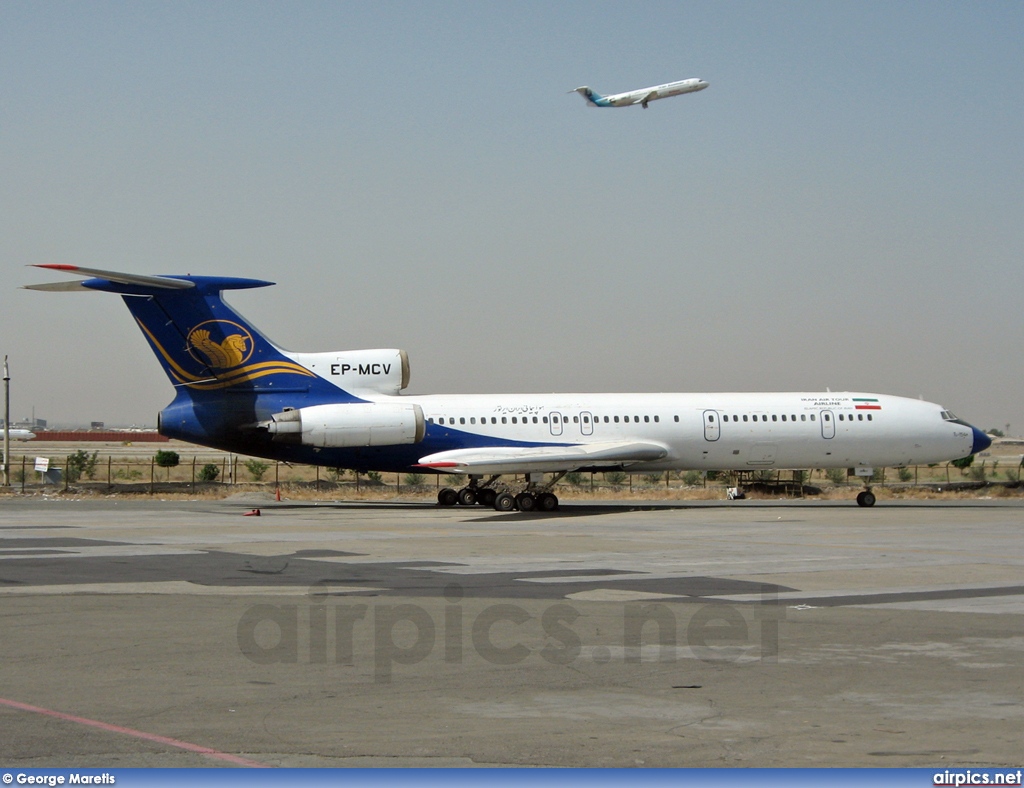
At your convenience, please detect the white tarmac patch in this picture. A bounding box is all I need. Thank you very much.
[565,588,688,602]
[0,581,384,596]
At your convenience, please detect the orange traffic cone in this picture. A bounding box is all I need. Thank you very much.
[275,487,281,502]
[243,508,261,517]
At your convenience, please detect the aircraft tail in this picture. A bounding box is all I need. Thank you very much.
[571,86,604,106]
[24,265,346,401]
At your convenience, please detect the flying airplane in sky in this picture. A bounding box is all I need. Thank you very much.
[26,264,990,511]
[2,428,35,441]
[570,77,709,109]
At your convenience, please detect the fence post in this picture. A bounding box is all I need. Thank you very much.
[315,465,320,493]
[21,455,26,493]
[396,473,400,495]
[107,456,112,487]
[64,456,70,492]
[149,458,155,495]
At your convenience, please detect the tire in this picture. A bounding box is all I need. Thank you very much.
[438,488,459,507]
[457,488,477,506]
[478,488,497,507]
[860,491,876,507]
[515,492,537,512]
[493,492,516,512]
[536,492,558,511]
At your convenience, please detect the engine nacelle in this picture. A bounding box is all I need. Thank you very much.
[289,349,410,396]
[261,402,425,448]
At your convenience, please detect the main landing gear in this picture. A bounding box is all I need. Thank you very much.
[437,473,562,512]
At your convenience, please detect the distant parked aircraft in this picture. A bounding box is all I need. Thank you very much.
[4,428,35,441]
[570,77,709,109]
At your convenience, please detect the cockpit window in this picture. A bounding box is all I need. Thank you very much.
[941,410,970,426]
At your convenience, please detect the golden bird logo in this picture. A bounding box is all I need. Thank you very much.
[187,324,252,369]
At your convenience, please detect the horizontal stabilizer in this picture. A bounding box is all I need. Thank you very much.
[417,440,669,475]
[26,264,195,290]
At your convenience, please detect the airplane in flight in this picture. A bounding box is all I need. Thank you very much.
[570,77,709,109]
[26,264,990,511]
[2,428,36,441]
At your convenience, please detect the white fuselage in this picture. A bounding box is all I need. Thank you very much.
[605,78,709,106]
[370,390,973,475]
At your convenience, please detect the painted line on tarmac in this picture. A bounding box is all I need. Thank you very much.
[0,696,269,768]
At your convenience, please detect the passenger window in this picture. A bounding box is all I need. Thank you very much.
[470,417,476,424]
[644,415,649,423]
[533,416,538,423]
[772,415,777,422]
[491,417,497,424]
[460,417,465,424]
[654,415,659,423]
[868,414,873,421]
[583,416,589,423]
[573,416,579,423]
[604,416,610,423]
[512,417,517,424]
[501,417,507,424]
[674,415,679,422]
[811,414,817,421]
[781,415,787,422]
[542,417,548,423]
[614,416,620,423]
[858,414,863,421]
[634,416,640,423]
[801,415,806,421]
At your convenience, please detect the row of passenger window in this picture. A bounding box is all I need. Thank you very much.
[429,412,875,427]
[717,413,874,423]
[428,414,670,426]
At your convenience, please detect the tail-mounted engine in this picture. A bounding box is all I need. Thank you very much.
[258,402,425,448]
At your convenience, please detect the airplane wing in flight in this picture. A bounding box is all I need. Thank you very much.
[417,440,669,475]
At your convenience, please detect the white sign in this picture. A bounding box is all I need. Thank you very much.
[34,457,49,472]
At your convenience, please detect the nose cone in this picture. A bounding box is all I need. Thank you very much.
[971,426,992,454]
[697,80,709,90]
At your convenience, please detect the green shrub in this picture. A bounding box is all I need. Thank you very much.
[403,473,425,486]
[825,468,846,485]
[198,463,220,482]
[66,450,98,482]
[605,471,627,486]
[245,459,270,481]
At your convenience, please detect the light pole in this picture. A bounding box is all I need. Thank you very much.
[3,355,10,487]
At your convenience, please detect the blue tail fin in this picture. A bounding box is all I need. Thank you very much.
[26,265,348,401]
[571,86,606,106]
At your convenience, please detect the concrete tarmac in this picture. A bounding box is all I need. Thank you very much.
[0,496,1022,767]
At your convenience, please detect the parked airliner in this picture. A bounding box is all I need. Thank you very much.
[2,428,35,441]
[571,77,709,109]
[26,265,989,511]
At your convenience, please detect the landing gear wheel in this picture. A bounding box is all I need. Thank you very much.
[478,488,497,507]
[515,492,537,512]
[536,492,559,512]
[457,487,477,506]
[856,491,876,507]
[438,488,459,507]
[493,492,516,512]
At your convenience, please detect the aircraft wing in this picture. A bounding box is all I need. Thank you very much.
[417,440,669,475]
[633,90,659,105]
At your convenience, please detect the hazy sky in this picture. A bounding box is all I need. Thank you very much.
[2,1,1021,433]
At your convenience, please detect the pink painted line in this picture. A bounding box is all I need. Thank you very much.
[0,696,269,768]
